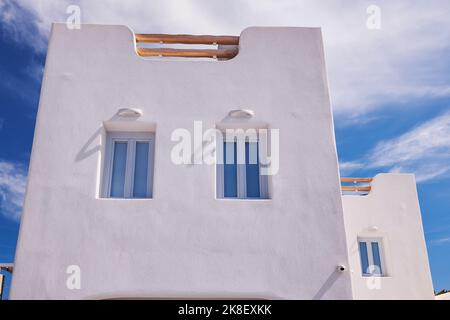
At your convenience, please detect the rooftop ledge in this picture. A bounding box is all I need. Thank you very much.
[340,173,417,196]
[48,24,325,62]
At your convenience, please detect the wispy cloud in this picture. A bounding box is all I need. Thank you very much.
[0,160,27,221]
[339,161,365,175]
[340,111,450,182]
[430,237,450,246]
[0,1,45,109]
[0,0,47,51]
[5,0,450,119]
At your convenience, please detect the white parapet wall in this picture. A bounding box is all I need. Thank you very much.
[342,173,434,299]
[10,24,352,299]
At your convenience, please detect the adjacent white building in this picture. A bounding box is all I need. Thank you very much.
[343,174,434,299]
[9,24,434,299]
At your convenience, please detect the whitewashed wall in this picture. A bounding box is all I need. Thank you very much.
[342,174,434,299]
[11,24,352,299]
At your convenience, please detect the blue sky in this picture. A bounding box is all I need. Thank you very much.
[1,0,449,298]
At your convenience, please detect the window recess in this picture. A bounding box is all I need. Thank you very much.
[216,132,269,199]
[358,238,385,276]
[102,132,155,199]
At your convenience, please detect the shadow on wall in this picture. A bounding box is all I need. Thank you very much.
[75,127,103,162]
[75,113,142,162]
[312,270,341,300]
[84,291,281,300]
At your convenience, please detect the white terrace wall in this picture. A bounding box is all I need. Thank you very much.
[342,174,434,299]
[10,25,352,299]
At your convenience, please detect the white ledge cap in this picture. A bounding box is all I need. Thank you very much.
[228,109,255,118]
[117,108,143,117]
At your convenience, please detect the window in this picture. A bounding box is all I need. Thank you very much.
[103,132,155,198]
[217,133,269,199]
[358,239,385,276]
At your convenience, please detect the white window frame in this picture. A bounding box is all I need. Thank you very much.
[358,238,386,277]
[102,132,155,199]
[216,132,269,199]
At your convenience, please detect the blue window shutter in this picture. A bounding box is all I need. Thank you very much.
[110,142,128,197]
[245,141,260,198]
[133,141,150,198]
[371,242,383,275]
[224,141,237,198]
[359,241,370,275]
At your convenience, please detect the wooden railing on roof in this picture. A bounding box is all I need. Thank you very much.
[340,177,373,195]
[135,33,239,59]
[135,34,239,45]
[137,47,238,59]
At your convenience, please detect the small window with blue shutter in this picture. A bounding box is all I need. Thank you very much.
[103,132,155,199]
[358,238,385,276]
[217,132,269,199]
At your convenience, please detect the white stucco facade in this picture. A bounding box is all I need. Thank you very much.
[342,174,434,299]
[9,24,434,299]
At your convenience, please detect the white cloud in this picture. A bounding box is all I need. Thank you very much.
[342,112,450,182]
[430,237,450,246]
[4,0,450,119]
[339,161,364,176]
[0,160,27,221]
[0,0,47,51]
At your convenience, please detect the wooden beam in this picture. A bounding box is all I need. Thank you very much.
[341,186,371,192]
[340,177,373,183]
[135,34,239,45]
[137,47,238,59]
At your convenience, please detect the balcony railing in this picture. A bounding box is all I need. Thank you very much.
[135,33,239,59]
[340,177,372,195]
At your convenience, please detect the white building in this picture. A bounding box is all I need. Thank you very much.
[9,24,434,299]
